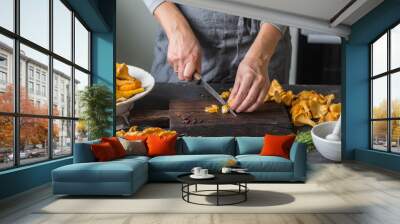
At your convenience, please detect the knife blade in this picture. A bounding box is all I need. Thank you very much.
[193,73,237,117]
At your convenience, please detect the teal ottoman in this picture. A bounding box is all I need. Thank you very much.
[52,156,148,196]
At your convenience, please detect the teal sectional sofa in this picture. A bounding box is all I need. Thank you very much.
[52,137,306,196]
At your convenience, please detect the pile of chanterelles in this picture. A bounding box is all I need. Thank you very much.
[265,80,341,127]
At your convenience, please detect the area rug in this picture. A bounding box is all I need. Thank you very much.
[38,183,362,214]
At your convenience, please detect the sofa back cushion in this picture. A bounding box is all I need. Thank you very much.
[236,137,263,155]
[147,134,178,157]
[181,137,235,155]
[73,139,100,163]
[260,134,296,159]
[101,137,127,158]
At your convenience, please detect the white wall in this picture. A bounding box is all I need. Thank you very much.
[116,0,159,71]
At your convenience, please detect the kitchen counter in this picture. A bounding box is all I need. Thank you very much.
[118,83,341,136]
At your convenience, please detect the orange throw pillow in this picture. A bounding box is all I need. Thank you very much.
[259,134,296,159]
[146,134,177,157]
[101,137,127,158]
[125,135,148,142]
[91,142,117,162]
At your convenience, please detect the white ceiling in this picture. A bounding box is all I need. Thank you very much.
[224,0,352,21]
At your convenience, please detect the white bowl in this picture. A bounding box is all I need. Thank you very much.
[311,121,341,162]
[116,65,155,116]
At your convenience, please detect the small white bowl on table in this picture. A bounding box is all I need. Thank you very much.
[116,65,155,117]
[311,121,341,162]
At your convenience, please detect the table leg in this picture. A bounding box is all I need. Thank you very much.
[217,184,219,206]
[245,183,247,201]
[187,184,190,202]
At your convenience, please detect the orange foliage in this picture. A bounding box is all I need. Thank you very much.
[0,85,59,149]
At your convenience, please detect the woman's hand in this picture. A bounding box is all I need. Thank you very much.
[228,23,282,113]
[153,2,201,81]
[167,29,202,81]
[228,57,270,112]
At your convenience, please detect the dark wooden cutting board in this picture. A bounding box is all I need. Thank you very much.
[169,100,293,136]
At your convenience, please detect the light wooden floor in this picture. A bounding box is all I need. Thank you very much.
[1,154,400,224]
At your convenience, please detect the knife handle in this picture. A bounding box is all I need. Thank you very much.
[193,73,202,84]
[193,73,202,80]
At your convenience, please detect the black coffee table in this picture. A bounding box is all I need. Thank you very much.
[177,173,255,206]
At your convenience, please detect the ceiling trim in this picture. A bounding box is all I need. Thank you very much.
[172,0,351,37]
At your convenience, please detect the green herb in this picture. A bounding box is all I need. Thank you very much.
[296,131,315,152]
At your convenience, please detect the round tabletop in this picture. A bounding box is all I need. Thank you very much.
[177,173,255,185]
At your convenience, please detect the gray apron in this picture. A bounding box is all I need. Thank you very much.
[151,5,291,84]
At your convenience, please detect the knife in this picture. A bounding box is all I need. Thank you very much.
[193,73,237,117]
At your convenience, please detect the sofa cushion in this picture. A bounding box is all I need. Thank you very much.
[236,155,293,172]
[147,134,177,157]
[235,137,263,155]
[101,137,127,158]
[53,158,147,183]
[91,142,118,162]
[149,154,235,172]
[181,137,235,155]
[119,138,147,156]
[260,134,296,159]
[115,155,150,163]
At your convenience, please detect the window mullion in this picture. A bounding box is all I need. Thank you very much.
[13,0,21,167]
[48,0,54,160]
[71,10,76,155]
[387,30,391,152]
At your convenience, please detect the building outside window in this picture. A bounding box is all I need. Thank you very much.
[370,22,400,154]
[0,0,91,170]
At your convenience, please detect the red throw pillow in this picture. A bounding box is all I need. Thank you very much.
[101,137,127,158]
[91,142,117,162]
[146,134,177,157]
[259,134,296,159]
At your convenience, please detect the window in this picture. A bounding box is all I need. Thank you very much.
[53,0,72,60]
[0,54,9,88]
[0,55,7,67]
[0,35,13,113]
[371,23,400,154]
[75,18,90,70]
[28,67,34,80]
[42,85,46,97]
[41,73,46,83]
[0,71,6,85]
[35,83,40,95]
[0,0,91,170]
[35,70,40,81]
[0,0,14,32]
[28,81,34,94]
[53,59,72,117]
[20,0,49,49]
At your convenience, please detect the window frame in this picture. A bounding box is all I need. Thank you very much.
[370,20,400,154]
[0,0,92,171]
